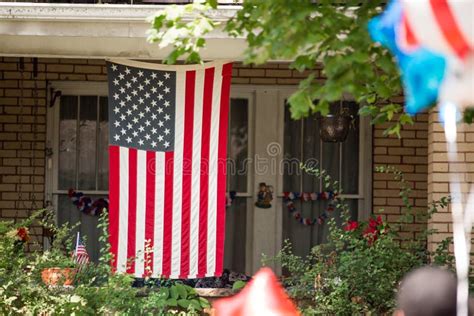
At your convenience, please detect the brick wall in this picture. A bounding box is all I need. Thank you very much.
[427,110,474,253]
[0,57,431,251]
[372,112,429,242]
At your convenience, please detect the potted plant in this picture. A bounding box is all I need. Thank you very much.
[36,222,81,287]
[39,250,77,286]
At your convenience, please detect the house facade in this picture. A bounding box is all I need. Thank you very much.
[0,2,461,275]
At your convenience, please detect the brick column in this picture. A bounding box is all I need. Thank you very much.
[427,110,474,253]
[372,114,429,241]
[0,57,47,251]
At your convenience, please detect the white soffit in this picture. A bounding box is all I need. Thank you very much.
[0,3,247,60]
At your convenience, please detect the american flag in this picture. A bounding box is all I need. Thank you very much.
[107,59,232,279]
[73,232,90,265]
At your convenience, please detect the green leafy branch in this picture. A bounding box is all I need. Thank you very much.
[147,0,424,136]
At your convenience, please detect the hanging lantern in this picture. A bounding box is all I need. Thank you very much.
[319,113,352,143]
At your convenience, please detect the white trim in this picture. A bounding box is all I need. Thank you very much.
[0,4,245,59]
[108,59,233,72]
[50,82,108,96]
[0,3,240,22]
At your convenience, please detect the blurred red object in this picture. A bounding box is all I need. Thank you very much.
[213,267,300,316]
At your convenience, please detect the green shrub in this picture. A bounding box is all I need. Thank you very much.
[0,209,210,315]
[266,165,451,315]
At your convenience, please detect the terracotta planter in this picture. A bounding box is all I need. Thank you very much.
[41,267,76,286]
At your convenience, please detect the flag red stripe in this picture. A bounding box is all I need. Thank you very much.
[162,151,174,277]
[430,0,471,59]
[109,145,120,271]
[198,67,215,277]
[127,148,137,274]
[215,63,232,275]
[145,150,156,277]
[180,70,196,278]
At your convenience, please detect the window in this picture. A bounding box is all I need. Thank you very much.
[282,101,365,258]
[49,91,109,262]
[224,96,252,273]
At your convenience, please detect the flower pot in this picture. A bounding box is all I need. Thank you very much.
[41,267,76,286]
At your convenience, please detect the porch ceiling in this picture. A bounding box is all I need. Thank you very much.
[0,3,247,60]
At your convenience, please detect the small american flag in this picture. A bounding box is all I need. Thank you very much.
[107,59,233,279]
[73,232,90,265]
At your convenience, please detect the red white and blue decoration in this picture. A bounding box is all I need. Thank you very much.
[282,191,336,226]
[107,59,233,279]
[68,189,108,217]
[369,0,473,116]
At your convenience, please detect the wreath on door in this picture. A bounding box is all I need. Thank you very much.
[282,191,336,226]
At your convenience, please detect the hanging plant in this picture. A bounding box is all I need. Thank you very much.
[319,107,354,143]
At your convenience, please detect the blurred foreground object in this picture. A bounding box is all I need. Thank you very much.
[369,0,473,115]
[213,267,299,316]
[395,267,457,316]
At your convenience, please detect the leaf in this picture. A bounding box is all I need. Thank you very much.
[175,283,188,299]
[177,299,190,309]
[170,285,179,299]
[206,0,218,9]
[464,108,474,124]
[189,299,203,311]
[198,297,211,308]
[166,298,178,307]
[159,287,170,299]
[153,14,166,30]
[232,280,247,291]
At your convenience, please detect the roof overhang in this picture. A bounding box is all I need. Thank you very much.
[0,3,247,60]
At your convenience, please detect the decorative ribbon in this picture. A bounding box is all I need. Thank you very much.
[282,191,336,226]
